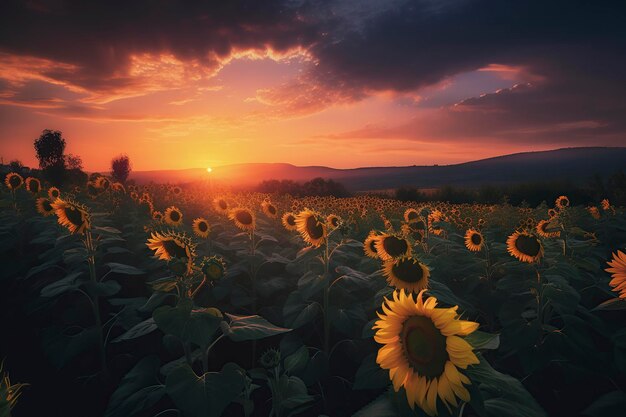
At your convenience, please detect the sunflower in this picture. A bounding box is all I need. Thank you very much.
[401,223,425,243]
[146,231,195,273]
[4,173,23,190]
[601,199,611,211]
[428,210,445,236]
[327,214,341,229]
[213,197,229,214]
[200,256,226,281]
[261,201,278,218]
[295,208,327,247]
[48,187,60,200]
[192,217,211,238]
[383,256,430,292]
[374,290,479,415]
[95,176,110,191]
[152,211,164,222]
[375,233,412,261]
[138,198,154,215]
[555,195,569,210]
[536,219,560,238]
[606,250,626,299]
[51,198,90,234]
[111,182,126,193]
[281,212,298,231]
[506,231,543,263]
[228,207,256,232]
[25,177,41,193]
[587,206,601,220]
[364,231,381,259]
[164,206,184,226]
[36,197,55,216]
[464,229,484,252]
[404,208,420,223]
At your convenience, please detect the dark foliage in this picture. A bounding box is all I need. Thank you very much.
[257,177,351,197]
[111,155,132,183]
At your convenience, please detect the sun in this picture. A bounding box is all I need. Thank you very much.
[206,167,213,173]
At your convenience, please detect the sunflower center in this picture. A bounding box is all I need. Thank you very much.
[236,210,253,225]
[401,315,448,378]
[306,216,324,239]
[170,211,181,222]
[470,233,482,245]
[515,234,540,256]
[198,222,208,232]
[65,206,85,227]
[219,200,227,210]
[383,236,408,257]
[286,215,296,226]
[368,239,378,253]
[30,181,40,192]
[407,211,418,221]
[51,190,59,198]
[43,200,53,212]
[9,176,21,187]
[162,239,188,259]
[392,259,424,283]
[268,205,276,215]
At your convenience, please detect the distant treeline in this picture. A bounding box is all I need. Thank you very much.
[256,177,351,197]
[392,171,626,206]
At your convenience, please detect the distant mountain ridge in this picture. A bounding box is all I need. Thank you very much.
[130,147,626,191]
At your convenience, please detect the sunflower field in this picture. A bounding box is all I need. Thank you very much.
[1,173,626,417]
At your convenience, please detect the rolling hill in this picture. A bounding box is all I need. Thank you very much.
[130,147,626,191]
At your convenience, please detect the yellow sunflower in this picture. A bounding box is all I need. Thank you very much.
[213,197,229,214]
[383,256,430,292]
[375,233,412,261]
[152,211,164,222]
[95,176,110,191]
[606,250,626,299]
[281,212,298,231]
[464,229,484,252]
[4,173,23,190]
[51,198,90,234]
[192,217,211,238]
[601,199,611,211]
[364,231,381,259]
[164,206,184,226]
[506,231,543,263]
[25,177,41,193]
[404,208,420,223]
[228,207,256,232]
[327,214,341,229]
[295,209,327,247]
[401,223,425,243]
[36,197,55,216]
[48,187,60,200]
[536,220,560,238]
[111,182,126,193]
[428,210,445,236]
[555,195,569,210]
[261,201,278,218]
[587,206,601,220]
[146,231,195,273]
[374,290,479,415]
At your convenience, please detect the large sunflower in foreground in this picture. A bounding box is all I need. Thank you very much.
[36,197,55,216]
[506,231,543,263]
[51,198,90,234]
[375,233,412,261]
[374,290,479,416]
[363,231,381,259]
[295,209,327,247]
[464,229,484,252]
[228,207,256,232]
[281,212,298,231]
[146,231,195,273]
[383,256,430,292]
[192,217,211,238]
[606,250,626,299]
[4,173,23,190]
[164,206,184,226]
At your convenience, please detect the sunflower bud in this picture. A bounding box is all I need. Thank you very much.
[259,348,281,369]
[168,257,189,276]
[200,256,226,281]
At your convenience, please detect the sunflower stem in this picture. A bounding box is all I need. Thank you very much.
[323,239,331,357]
[85,230,107,377]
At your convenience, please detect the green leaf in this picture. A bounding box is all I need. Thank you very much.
[40,271,83,298]
[165,363,245,417]
[153,301,222,348]
[106,262,145,275]
[83,280,121,297]
[582,390,626,417]
[112,318,158,343]
[284,345,309,373]
[353,392,397,417]
[353,354,390,390]
[222,314,291,342]
[105,356,165,417]
[467,356,547,417]
[593,297,626,311]
[465,331,500,350]
[42,327,99,369]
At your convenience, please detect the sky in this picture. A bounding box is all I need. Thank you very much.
[0,0,625,171]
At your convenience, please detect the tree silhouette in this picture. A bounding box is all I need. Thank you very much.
[111,154,132,183]
[34,130,67,185]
